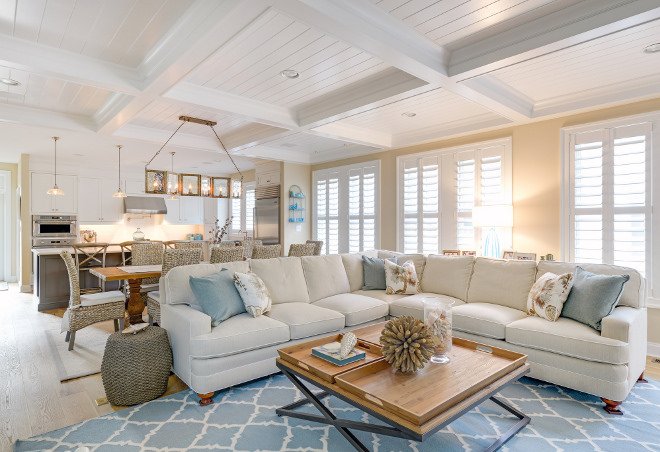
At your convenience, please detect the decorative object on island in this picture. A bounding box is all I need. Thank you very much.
[143,115,245,201]
[112,145,127,198]
[288,184,305,223]
[379,316,437,373]
[47,136,64,196]
[472,204,513,258]
[79,229,97,243]
[423,297,454,364]
[211,177,230,198]
[132,228,145,241]
[166,152,179,199]
[208,217,233,244]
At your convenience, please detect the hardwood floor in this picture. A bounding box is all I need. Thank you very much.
[0,284,186,452]
[0,283,658,451]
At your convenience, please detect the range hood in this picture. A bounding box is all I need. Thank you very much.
[124,196,167,215]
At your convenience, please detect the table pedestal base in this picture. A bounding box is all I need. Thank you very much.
[126,279,145,324]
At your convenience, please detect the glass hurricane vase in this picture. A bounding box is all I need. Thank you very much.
[423,297,454,364]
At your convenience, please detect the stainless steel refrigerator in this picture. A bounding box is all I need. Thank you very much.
[254,185,281,245]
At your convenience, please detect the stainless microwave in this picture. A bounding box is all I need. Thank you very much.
[32,215,78,238]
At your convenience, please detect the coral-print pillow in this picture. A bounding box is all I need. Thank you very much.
[233,272,272,317]
[527,272,574,321]
[384,260,419,295]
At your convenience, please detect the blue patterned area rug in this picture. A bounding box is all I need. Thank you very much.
[15,374,660,451]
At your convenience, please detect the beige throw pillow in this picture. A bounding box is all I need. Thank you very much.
[233,272,272,317]
[384,260,419,295]
[527,272,574,321]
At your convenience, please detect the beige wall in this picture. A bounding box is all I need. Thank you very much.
[0,162,18,280]
[280,162,311,251]
[19,154,31,291]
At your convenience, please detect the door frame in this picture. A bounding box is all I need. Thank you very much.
[0,170,10,281]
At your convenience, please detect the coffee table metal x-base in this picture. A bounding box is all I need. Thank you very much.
[275,361,530,452]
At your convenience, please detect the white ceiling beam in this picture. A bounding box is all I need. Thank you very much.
[0,103,96,132]
[310,123,391,148]
[461,76,535,118]
[449,0,660,79]
[0,35,142,94]
[234,146,312,164]
[391,115,512,148]
[97,0,271,135]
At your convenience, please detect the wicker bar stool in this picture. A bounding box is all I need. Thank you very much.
[240,238,262,259]
[210,245,244,263]
[306,240,324,255]
[60,251,125,351]
[288,243,316,257]
[251,244,282,259]
[147,248,202,325]
[72,242,110,293]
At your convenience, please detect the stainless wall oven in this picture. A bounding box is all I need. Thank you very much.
[32,215,78,247]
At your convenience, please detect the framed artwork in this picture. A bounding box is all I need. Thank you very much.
[201,176,211,197]
[211,177,230,198]
[461,250,476,256]
[166,171,180,195]
[502,250,515,259]
[145,169,166,194]
[180,174,201,196]
[442,249,461,256]
[515,252,537,261]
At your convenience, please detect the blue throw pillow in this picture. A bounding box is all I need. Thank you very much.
[189,270,246,326]
[561,266,629,331]
[362,255,387,290]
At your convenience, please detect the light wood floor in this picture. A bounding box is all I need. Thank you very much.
[0,284,658,451]
[0,284,186,452]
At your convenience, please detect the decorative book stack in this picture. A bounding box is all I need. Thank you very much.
[312,341,366,366]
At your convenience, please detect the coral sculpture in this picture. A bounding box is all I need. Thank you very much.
[379,316,437,373]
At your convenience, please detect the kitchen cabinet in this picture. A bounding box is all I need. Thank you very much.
[203,198,217,224]
[78,177,124,223]
[125,178,145,195]
[30,172,77,214]
[165,197,203,224]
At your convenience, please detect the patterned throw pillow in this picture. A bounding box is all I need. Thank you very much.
[384,260,419,295]
[527,272,574,321]
[233,272,272,317]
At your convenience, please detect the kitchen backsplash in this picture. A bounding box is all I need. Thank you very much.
[80,217,203,243]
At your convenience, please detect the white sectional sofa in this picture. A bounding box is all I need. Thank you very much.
[160,252,647,413]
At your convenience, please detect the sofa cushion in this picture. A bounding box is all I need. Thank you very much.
[537,260,644,309]
[249,257,310,304]
[421,255,474,301]
[190,313,289,358]
[384,259,419,294]
[313,293,388,326]
[506,316,629,365]
[352,289,408,304]
[302,255,351,302]
[165,261,250,308]
[378,250,425,279]
[388,293,464,320]
[189,269,245,326]
[467,258,537,311]
[266,303,345,339]
[453,303,526,339]
[341,253,364,292]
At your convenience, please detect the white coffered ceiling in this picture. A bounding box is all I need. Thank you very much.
[0,0,658,172]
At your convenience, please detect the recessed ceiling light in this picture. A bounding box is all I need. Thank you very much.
[0,78,20,86]
[280,69,299,79]
[401,112,417,117]
[644,43,660,53]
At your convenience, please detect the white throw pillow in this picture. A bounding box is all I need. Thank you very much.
[384,259,419,295]
[233,272,272,317]
[527,272,574,321]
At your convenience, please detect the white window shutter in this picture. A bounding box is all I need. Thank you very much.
[245,186,255,233]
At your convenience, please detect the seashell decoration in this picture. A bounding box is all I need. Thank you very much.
[339,332,358,359]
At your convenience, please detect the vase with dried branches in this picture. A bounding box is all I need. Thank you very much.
[209,217,233,244]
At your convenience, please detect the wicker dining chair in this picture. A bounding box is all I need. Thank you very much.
[72,242,110,293]
[147,248,202,326]
[60,251,126,351]
[306,240,324,256]
[240,238,262,259]
[210,245,244,264]
[251,244,282,259]
[288,243,316,257]
[132,242,164,289]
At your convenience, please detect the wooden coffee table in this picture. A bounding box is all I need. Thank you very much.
[276,323,530,451]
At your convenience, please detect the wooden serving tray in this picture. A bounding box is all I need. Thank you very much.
[277,333,383,383]
[334,337,526,425]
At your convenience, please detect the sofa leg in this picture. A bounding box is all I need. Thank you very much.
[197,392,215,406]
[637,372,648,383]
[601,398,623,415]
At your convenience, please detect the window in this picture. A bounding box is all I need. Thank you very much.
[397,139,511,254]
[230,181,256,236]
[313,161,380,254]
[563,118,653,276]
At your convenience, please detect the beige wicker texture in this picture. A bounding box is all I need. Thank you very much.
[72,242,109,293]
[288,243,316,257]
[210,246,244,263]
[251,244,282,259]
[60,251,125,351]
[101,326,173,406]
[164,240,204,250]
[216,241,238,247]
[132,242,164,285]
[306,240,324,255]
[240,238,262,259]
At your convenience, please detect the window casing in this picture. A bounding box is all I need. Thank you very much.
[397,138,512,254]
[313,161,380,254]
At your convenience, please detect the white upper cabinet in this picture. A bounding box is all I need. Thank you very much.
[165,197,203,225]
[125,179,146,195]
[164,197,180,224]
[77,178,124,223]
[30,172,77,214]
[101,179,125,222]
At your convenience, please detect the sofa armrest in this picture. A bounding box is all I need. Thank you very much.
[601,306,645,343]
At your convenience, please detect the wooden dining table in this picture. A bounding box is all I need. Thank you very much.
[89,265,162,324]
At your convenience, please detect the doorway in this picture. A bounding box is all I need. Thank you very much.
[0,170,10,287]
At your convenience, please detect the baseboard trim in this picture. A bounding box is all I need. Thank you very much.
[648,342,660,358]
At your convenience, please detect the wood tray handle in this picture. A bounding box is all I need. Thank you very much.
[364,393,383,406]
[297,361,309,370]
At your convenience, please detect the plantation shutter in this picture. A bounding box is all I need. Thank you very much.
[456,153,475,251]
[244,184,255,234]
[348,165,377,253]
[400,156,440,254]
[230,180,242,233]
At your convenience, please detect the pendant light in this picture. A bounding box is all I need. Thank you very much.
[47,136,64,196]
[167,152,179,200]
[112,145,127,198]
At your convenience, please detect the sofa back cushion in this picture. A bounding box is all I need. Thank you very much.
[378,250,426,279]
[421,255,474,301]
[164,261,250,307]
[467,258,537,311]
[302,255,351,302]
[537,260,644,308]
[341,253,364,292]
[249,257,310,304]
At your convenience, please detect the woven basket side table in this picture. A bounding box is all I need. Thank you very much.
[101,326,173,406]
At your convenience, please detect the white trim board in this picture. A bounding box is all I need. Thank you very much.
[648,342,660,359]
